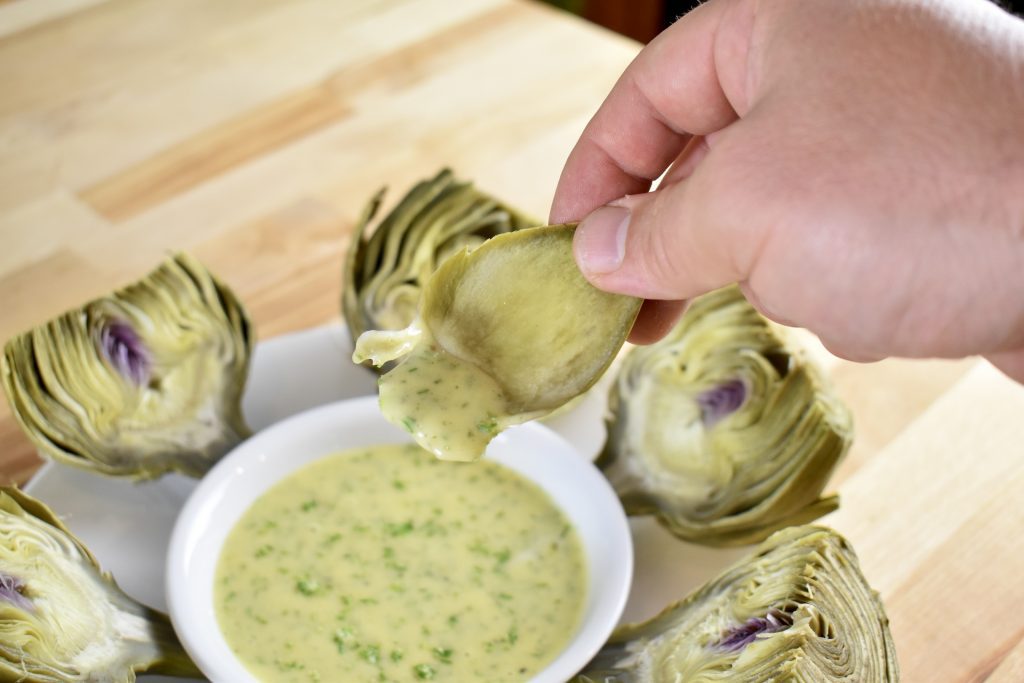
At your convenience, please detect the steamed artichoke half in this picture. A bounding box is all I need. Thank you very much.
[599,286,852,546]
[0,487,200,682]
[354,225,642,461]
[343,168,535,365]
[1,253,253,479]
[575,525,898,682]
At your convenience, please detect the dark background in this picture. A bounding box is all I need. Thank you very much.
[553,0,1024,43]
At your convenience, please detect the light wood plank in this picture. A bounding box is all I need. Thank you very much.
[0,189,109,277]
[0,0,512,212]
[883,465,1024,681]
[0,0,109,39]
[80,87,354,220]
[827,361,1024,680]
[829,356,978,484]
[988,638,1024,682]
[192,196,351,339]
[829,362,1024,592]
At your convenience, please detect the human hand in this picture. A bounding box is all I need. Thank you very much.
[550,0,1024,380]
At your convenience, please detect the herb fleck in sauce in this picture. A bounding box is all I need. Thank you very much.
[215,444,587,682]
[379,347,513,462]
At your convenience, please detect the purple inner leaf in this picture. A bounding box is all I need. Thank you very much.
[0,572,33,612]
[100,321,150,384]
[697,379,747,427]
[714,609,793,652]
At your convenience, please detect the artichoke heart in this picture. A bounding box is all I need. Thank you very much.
[600,286,852,546]
[343,168,535,367]
[575,525,898,682]
[0,487,201,682]
[1,253,253,479]
[354,225,641,462]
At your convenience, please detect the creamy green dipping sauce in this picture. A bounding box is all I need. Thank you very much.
[379,345,517,462]
[215,444,588,682]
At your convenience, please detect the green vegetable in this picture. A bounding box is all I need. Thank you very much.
[574,525,898,682]
[353,225,641,461]
[343,168,535,371]
[1,253,253,479]
[0,487,201,682]
[413,663,436,679]
[599,286,851,546]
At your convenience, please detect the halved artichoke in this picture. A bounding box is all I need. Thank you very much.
[574,525,898,682]
[1,253,253,479]
[0,487,201,682]
[343,168,535,366]
[353,225,642,461]
[599,286,851,546]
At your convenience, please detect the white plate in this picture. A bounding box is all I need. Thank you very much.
[24,322,750,682]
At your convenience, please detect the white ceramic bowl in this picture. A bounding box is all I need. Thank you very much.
[167,396,633,683]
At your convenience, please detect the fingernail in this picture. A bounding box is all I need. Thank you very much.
[575,205,630,275]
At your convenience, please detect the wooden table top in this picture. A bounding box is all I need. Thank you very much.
[1,1,1022,680]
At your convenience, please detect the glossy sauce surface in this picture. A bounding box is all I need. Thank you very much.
[379,345,516,462]
[215,444,587,682]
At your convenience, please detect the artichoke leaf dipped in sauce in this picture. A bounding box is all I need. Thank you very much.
[599,286,852,546]
[354,225,642,462]
[0,487,201,682]
[343,168,535,371]
[1,253,253,479]
[574,526,898,682]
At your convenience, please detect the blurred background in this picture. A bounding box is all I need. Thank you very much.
[551,0,1021,43]
[545,0,700,43]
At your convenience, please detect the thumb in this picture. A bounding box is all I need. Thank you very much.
[986,349,1024,385]
[572,164,759,300]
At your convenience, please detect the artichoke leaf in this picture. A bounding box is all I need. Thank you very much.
[1,253,254,479]
[0,487,201,682]
[343,168,536,371]
[354,225,642,461]
[599,286,852,546]
[574,525,899,682]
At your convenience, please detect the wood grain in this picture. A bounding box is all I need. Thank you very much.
[989,639,1024,683]
[80,87,354,221]
[1,1,1022,681]
[0,0,107,39]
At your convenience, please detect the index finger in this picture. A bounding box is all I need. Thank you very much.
[549,0,751,224]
